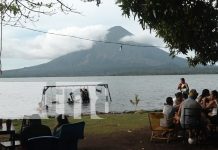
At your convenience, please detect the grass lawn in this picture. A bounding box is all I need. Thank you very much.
[12,112,148,135]
[7,112,148,150]
[3,112,218,150]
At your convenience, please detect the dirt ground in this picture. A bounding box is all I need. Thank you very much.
[79,127,218,150]
[13,127,218,150]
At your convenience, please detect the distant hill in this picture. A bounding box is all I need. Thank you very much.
[2,26,218,77]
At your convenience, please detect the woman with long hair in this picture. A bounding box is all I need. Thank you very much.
[203,90,218,124]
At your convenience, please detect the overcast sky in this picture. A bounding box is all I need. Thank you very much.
[2,0,170,70]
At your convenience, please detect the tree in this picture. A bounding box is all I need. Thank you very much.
[0,0,100,24]
[116,0,218,66]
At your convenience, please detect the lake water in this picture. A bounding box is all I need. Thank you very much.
[0,74,218,118]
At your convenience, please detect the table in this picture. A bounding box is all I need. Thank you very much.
[0,123,16,150]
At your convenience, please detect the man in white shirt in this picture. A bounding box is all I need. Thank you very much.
[162,97,176,128]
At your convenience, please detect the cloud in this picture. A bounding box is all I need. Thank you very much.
[3,25,108,59]
[119,30,178,57]
[120,30,166,47]
[120,31,195,59]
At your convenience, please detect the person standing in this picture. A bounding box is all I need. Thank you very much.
[177,78,189,96]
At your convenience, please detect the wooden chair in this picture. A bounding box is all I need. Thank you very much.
[148,112,174,143]
[0,141,21,150]
[0,123,21,150]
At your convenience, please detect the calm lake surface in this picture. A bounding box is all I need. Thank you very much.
[0,74,218,118]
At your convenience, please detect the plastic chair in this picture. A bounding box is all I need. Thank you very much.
[148,112,174,143]
[58,122,85,150]
[27,136,59,150]
[182,108,202,143]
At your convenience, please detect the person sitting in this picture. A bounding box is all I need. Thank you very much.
[179,89,211,140]
[174,92,184,111]
[178,89,202,128]
[162,97,176,128]
[198,89,210,107]
[20,114,51,149]
[182,92,188,99]
[178,89,205,141]
[202,90,218,124]
[53,114,69,136]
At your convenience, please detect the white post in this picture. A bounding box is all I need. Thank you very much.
[90,86,102,119]
[0,0,3,74]
[104,87,109,113]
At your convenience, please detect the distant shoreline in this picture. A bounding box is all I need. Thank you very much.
[45,110,162,118]
[1,72,218,78]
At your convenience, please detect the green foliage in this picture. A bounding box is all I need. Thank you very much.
[0,0,99,24]
[116,0,218,66]
[130,94,141,110]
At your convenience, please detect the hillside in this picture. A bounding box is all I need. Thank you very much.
[2,26,218,77]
